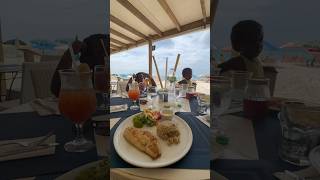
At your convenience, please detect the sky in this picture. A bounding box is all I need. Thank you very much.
[212,0,320,48]
[110,29,210,77]
[0,0,108,41]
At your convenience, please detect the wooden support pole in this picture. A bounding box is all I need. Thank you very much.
[152,56,163,89]
[148,40,152,82]
[0,19,5,101]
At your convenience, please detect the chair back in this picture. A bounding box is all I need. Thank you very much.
[117,80,128,95]
[20,62,58,104]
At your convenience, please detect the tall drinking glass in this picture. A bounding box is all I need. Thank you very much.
[94,65,108,110]
[212,76,232,134]
[147,86,157,109]
[231,71,252,103]
[58,70,97,152]
[128,82,140,110]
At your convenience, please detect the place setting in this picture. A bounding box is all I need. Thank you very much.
[109,54,211,180]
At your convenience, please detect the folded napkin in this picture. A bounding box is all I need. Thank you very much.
[196,115,210,127]
[274,167,320,180]
[30,98,59,116]
[120,93,129,98]
[0,135,56,162]
[111,94,122,98]
[110,104,128,113]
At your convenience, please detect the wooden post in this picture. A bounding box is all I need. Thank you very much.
[0,19,5,101]
[148,40,152,80]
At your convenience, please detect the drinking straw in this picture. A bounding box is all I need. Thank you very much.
[69,45,78,72]
[100,39,108,66]
[173,53,180,76]
[165,57,168,89]
[100,39,108,57]
[152,56,163,88]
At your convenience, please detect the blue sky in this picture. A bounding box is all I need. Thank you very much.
[110,29,210,78]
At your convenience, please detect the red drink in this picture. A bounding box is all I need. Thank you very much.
[243,99,268,120]
[186,92,196,99]
[59,89,97,124]
[128,89,140,101]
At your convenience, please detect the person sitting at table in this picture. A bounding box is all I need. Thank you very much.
[218,20,264,78]
[50,34,109,97]
[125,72,156,92]
[178,68,197,87]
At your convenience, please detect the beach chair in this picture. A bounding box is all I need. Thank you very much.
[20,62,58,104]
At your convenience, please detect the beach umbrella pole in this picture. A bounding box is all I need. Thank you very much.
[152,56,163,89]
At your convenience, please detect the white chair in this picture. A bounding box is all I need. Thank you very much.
[20,62,58,104]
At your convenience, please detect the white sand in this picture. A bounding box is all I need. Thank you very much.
[273,63,320,104]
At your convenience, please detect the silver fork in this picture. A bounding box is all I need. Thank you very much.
[0,131,54,148]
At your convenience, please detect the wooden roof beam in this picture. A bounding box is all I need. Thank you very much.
[110,15,148,40]
[111,17,210,54]
[200,0,207,26]
[110,37,128,47]
[110,43,121,50]
[117,0,162,36]
[110,28,136,43]
[157,0,181,31]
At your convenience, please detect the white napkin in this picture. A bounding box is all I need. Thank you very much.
[212,115,259,160]
[0,135,56,162]
[274,167,320,180]
[30,98,59,116]
[110,104,128,113]
[196,115,210,127]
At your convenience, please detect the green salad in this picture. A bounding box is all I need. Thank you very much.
[75,159,109,180]
[133,113,155,128]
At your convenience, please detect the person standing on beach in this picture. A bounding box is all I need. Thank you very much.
[50,34,109,97]
[218,20,264,78]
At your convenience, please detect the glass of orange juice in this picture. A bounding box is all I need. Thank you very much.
[128,82,140,110]
[58,69,97,152]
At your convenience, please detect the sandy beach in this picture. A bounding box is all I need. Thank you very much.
[273,63,320,104]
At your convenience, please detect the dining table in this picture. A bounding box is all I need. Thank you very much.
[212,109,311,180]
[0,95,211,179]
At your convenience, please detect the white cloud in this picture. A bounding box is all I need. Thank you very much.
[110,29,210,78]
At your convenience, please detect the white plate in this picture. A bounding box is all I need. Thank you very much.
[55,160,106,180]
[113,113,193,168]
[309,145,320,173]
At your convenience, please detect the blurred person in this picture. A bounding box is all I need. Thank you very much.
[126,72,156,92]
[218,20,264,78]
[51,34,109,97]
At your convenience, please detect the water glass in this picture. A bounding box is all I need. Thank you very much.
[212,76,232,133]
[197,93,210,115]
[231,71,252,102]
